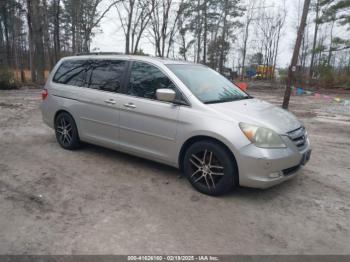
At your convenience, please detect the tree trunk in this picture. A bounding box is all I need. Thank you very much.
[309,0,319,78]
[42,0,53,69]
[53,0,61,63]
[202,0,207,64]
[282,0,311,109]
[327,20,335,66]
[241,19,251,80]
[26,0,36,82]
[196,0,201,63]
[125,0,135,54]
[219,0,228,73]
[2,4,11,67]
[27,0,45,83]
[273,25,282,78]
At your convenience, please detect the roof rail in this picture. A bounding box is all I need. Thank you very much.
[75,52,124,56]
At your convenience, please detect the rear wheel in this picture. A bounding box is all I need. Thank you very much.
[55,112,80,150]
[183,140,237,196]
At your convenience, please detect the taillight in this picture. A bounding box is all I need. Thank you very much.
[42,88,48,100]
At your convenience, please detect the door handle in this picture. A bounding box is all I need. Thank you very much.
[123,103,136,109]
[104,99,116,105]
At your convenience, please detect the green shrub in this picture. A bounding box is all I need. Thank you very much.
[318,65,334,87]
[0,66,17,90]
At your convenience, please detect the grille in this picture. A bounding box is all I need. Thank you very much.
[283,165,301,176]
[287,126,307,150]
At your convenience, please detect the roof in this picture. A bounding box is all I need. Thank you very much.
[62,53,194,65]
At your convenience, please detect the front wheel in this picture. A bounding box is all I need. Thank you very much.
[183,140,237,196]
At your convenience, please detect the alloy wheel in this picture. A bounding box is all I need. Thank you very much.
[56,116,73,146]
[189,149,225,190]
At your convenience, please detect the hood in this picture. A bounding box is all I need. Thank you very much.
[208,98,301,134]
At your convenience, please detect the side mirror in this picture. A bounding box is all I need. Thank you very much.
[156,88,176,102]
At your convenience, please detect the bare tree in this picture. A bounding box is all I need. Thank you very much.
[81,0,121,52]
[116,0,135,54]
[149,0,183,58]
[115,0,156,54]
[254,2,286,79]
[64,0,119,53]
[309,0,320,78]
[240,0,256,80]
[52,0,61,63]
[42,0,53,69]
[202,0,208,63]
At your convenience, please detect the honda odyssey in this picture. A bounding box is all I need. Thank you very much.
[41,54,311,196]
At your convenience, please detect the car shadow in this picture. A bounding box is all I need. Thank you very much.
[81,142,181,177]
[79,142,299,199]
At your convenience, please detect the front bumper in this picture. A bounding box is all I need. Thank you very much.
[236,136,311,189]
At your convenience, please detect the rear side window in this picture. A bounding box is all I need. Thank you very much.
[53,60,88,87]
[53,59,127,93]
[87,60,126,92]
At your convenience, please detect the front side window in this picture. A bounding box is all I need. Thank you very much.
[87,60,127,92]
[53,60,88,87]
[167,64,251,104]
[127,61,176,100]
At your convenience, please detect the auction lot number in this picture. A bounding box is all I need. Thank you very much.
[128,255,219,261]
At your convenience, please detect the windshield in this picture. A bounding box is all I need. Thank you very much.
[167,64,251,104]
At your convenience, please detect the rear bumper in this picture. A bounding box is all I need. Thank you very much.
[236,137,311,189]
[41,103,52,128]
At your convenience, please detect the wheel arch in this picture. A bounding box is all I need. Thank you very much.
[54,109,74,126]
[178,135,239,185]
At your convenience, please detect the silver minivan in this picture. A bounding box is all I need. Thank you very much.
[41,54,311,196]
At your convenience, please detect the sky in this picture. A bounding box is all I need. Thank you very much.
[90,0,305,68]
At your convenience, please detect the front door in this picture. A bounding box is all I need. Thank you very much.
[118,61,181,164]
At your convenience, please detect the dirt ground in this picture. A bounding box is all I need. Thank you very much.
[0,85,349,255]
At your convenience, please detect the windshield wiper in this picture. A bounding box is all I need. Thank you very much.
[204,100,226,104]
[204,96,252,104]
[241,95,253,100]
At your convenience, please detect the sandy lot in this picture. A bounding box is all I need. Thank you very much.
[0,85,349,254]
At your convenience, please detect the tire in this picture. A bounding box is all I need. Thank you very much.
[54,112,80,150]
[183,140,237,196]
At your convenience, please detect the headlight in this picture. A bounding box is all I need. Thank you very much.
[239,123,286,148]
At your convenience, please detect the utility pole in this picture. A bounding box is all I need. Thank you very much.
[282,0,311,109]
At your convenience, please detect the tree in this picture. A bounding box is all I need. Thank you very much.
[250,52,263,65]
[115,0,155,54]
[218,0,242,73]
[309,0,321,77]
[63,0,119,53]
[177,1,194,60]
[204,0,243,72]
[52,0,61,63]
[255,2,286,79]
[283,0,311,109]
[26,0,45,83]
[149,0,183,58]
[240,0,255,79]
[331,0,350,29]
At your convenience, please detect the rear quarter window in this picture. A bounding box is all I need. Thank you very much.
[53,60,88,87]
